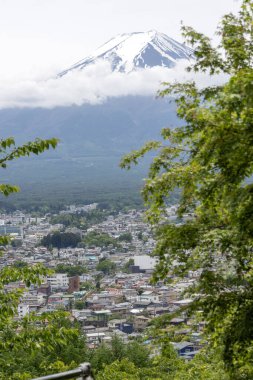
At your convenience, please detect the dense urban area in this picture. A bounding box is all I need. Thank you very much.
[1,203,204,362]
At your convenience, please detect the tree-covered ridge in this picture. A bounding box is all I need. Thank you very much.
[121,0,253,378]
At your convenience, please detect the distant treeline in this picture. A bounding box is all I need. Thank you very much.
[0,185,179,215]
[0,185,147,214]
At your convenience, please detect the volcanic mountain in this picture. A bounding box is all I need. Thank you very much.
[0,31,191,206]
[59,30,193,76]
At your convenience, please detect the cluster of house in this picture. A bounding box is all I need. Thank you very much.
[0,206,204,359]
[60,203,98,214]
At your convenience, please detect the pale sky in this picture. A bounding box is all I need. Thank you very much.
[0,0,240,80]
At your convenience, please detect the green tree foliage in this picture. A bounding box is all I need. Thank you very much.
[90,336,150,374]
[96,258,116,275]
[55,264,87,276]
[96,359,140,380]
[0,136,58,316]
[50,213,88,229]
[125,340,150,368]
[123,258,134,273]
[95,346,228,380]
[80,231,120,248]
[41,231,81,249]
[173,348,229,380]
[0,136,89,379]
[13,260,28,268]
[0,137,58,197]
[118,232,133,242]
[74,300,85,310]
[50,209,109,230]
[0,311,88,379]
[0,136,57,246]
[121,1,253,378]
[90,342,114,372]
[80,280,95,291]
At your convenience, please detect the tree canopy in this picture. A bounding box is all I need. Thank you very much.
[41,231,81,249]
[55,263,87,276]
[121,1,253,378]
[80,231,120,249]
[96,258,116,275]
[118,232,133,242]
[50,209,109,230]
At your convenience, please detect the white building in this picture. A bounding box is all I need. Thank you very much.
[134,255,158,271]
[18,303,30,318]
[139,291,160,303]
[47,273,69,290]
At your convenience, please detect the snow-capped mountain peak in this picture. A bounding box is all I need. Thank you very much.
[59,31,193,76]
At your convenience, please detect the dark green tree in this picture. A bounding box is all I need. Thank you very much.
[118,232,133,242]
[41,231,81,249]
[89,342,114,372]
[0,311,88,379]
[90,336,150,375]
[74,300,85,310]
[123,258,134,273]
[80,281,95,291]
[96,359,140,380]
[121,1,253,378]
[55,264,87,276]
[96,258,116,275]
[80,231,120,249]
[125,341,150,368]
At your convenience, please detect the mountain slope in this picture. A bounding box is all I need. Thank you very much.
[0,97,177,197]
[0,32,188,205]
[59,30,192,75]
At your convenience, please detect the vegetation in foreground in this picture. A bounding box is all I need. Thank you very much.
[121,0,253,378]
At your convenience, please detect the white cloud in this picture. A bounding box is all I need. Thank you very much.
[0,60,228,109]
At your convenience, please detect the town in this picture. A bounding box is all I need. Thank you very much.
[0,203,203,360]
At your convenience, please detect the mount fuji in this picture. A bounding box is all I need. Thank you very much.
[0,31,191,207]
[59,30,193,76]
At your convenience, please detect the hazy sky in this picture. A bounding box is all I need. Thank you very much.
[0,0,240,108]
[0,0,240,79]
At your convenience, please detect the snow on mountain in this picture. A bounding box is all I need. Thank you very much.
[59,30,193,76]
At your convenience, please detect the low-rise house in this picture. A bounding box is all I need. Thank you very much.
[109,302,132,317]
[86,332,106,346]
[139,290,160,303]
[134,315,151,331]
[172,341,197,358]
[170,317,187,326]
[108,319,127,331]
[83,325,96,334]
